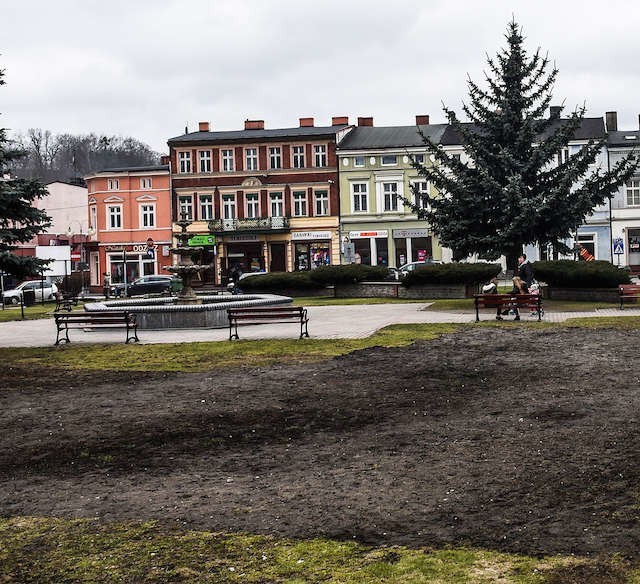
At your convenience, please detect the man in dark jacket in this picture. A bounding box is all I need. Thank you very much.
[517,254,534,286]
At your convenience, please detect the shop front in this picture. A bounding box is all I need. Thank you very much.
[292,231,332,270]
[105,243,159,285]
[347,230,389,266]
[392,228,433,266]
[219,234,266,282]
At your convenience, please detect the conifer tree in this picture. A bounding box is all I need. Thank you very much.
[409,20,637,267]
[0,67,51,278]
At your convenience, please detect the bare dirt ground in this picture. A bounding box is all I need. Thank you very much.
[1,326,640,559]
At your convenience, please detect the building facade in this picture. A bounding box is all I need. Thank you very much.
[84,165,173,290]
[337,116,447,267]
[168,118,351,283]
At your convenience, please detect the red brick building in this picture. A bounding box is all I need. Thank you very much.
[167,117,352,284]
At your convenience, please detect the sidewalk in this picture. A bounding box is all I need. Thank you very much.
[1,303,639,348]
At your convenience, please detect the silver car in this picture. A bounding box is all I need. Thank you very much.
[2,280,58,304]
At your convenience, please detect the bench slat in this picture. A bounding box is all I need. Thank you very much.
[619,284,640,309]
[227,305,309,340]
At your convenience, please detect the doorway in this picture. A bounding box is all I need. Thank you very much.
[270,243,286,272]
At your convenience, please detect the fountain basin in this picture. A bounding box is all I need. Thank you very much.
[84,294,293,329]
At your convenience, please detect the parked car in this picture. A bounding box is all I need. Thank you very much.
[111,275,179,297]
[393,260,442,280]
[2,280,58,304]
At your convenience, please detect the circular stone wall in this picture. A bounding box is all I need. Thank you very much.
[84,294,293,329]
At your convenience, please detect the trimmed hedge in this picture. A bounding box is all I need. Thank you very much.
[309,264,390,285]
[532,260,630,288]
[238,271,322,291]
[402,263,501,287]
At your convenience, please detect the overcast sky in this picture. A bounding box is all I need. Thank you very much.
[2,0,638,153]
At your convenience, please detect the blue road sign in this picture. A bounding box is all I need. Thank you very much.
[613,237,624,255]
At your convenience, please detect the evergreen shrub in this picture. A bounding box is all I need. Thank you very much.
[402,263,501,287]
[532,260,630,288]
[238,271,322,291]
[309,264,389,285]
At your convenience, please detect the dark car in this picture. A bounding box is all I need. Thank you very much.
[111,275,179,297]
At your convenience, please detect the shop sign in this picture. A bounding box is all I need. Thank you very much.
[227,234,259,242]
[104,243,156,253]
[188,235,216,246]
[393,228,430,238]
[348,230,388,238]
[291,231,332,241]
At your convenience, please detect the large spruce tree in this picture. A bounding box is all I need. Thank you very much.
[0,67,51,278]
[409,20,637,267]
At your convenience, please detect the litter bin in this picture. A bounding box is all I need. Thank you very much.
[22,289,36,307]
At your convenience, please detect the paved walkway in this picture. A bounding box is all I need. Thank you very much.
[1,303,639,348]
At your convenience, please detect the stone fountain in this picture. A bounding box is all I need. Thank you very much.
[163,214,209,304]
[84,213,293,329]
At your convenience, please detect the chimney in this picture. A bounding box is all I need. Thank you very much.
[332,116,349,125]
[299,117,314,127]
[549,106,562,119]
[357,116,374,127]
[416,115,430,125]
[198,121,210,132]
[160,155,170,165]
[244,119,265,130]
[604,111,618,132]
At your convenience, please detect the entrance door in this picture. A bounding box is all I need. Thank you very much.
[270,243,286,272]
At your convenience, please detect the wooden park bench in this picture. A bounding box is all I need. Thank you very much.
[54,311,139,345]
[619,284,640,309]
[474,293,543,322]
[227,305,309,340]
[54,292,79,312]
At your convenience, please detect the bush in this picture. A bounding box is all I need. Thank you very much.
[238,271,323,292]
[309,264,389,286]
[532,260,630,288]
[402,263,501,287]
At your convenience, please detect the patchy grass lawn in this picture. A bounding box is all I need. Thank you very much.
[1,323,460,372]
[0,517,637,583]
[0,302,61,322]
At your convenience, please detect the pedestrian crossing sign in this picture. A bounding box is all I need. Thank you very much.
[613,238,624,254]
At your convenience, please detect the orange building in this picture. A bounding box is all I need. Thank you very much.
[84,164,173,290]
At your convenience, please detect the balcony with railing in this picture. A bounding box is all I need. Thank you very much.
[207,216,290,234]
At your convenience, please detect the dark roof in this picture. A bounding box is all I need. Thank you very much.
[607,130,640,148]
[337,124,448,150]
[168,125,349,145]
[95,164,169,174]
[440,117,605,146]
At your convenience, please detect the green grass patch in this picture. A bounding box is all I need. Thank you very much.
[1,517,638,583]
[0,302,61,322]
[2,323,460,372]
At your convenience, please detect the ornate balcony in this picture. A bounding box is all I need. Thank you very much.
[207,216,290,234]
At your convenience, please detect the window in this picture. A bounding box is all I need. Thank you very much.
[381,155,397,166]
[354,155,365,167]
[107,179,119,191]
[178,195,193,220]
[413,181,429,209]
[140,177,152,189]
[292,145,305,168]
[382,182,399,211]
[245,148,258,171]
[199,194,213,220]
[577,234,596,260]
[199,150,212,173]
[626,179,640,206]
[314,190,329,216]
[270,192,284,217]
[314,144,327,167]
[413,154,425,164]
[222,195,236,219]
[557,148,569,165]
[140,204,155,228]
[245,193,259,218]
[293,191,307,217]
[221,149,234,172]
[352,183,368,213]
[269,146,282,169]
[179,152,191,173]
[108,205,122,229]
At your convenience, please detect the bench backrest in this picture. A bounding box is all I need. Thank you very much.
[474,293,540,308]
[55,311,134,322]
[619,284,640,295]
[228,306,302,315]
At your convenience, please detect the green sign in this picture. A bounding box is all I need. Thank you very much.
[188,235,216,246]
